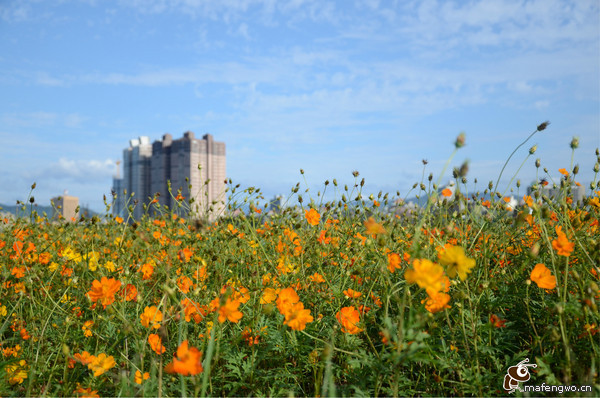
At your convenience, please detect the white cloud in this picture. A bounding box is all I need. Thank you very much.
[30,158,117,183]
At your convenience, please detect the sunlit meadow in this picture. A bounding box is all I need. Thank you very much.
[1,124,599,396]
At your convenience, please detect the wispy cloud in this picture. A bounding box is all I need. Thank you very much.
[27,158,116,183]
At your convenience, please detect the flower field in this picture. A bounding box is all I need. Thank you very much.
[1,130,599,396]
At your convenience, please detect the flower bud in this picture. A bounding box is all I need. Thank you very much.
[454,132,466,148]
[570,136,579,149]
[529,145,537,154]
[573,165,579,175]
[300,169,304,174]
[458,161,469,177]
[594,163,599,173]
[352,170,359,177]
[535,159,541,168]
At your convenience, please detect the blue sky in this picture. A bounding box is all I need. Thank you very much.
[1,0,599,213]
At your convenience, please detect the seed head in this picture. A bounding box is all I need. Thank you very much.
[352,170,359,178]
[537,121,549,131]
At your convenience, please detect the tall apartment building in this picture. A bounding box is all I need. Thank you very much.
[112,132,226,220]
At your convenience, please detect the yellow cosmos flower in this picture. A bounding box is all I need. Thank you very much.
[88,353,116,377]
[437,244,475,281]
[405,258,446,295]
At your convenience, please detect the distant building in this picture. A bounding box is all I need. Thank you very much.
[113,132,226,220]
[51,193,79,221]
[267,195,285,214]
[526,182,586,203]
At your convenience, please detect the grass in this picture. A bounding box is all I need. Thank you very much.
[0,126,599,397]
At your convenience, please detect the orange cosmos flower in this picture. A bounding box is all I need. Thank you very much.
[140,306,163,329]
[73,351,94,365]
[336,306,363,334]
[178,247,193,262]
[135,370,150,384]
[164,340,203,376]
[87,277,121,308]
[81,321,93,337]
[343,288,362,299]
[364,217,385,236]
[122,283,138,302]
[308,272,326,283]
[74,385,99,398]
[489,314,507,328]
[441,188,452,197]
[283,302,314,331]
[530,263,557,290]
[19,328,30,340]
[276,287,300,314]
[421,291,451,313]
[177,276,194,294]
[305,208,321,226]
[148,334,166,354]
[558,168,569,177]
[387,252,401,273]
[88,353,116,377]
[523,195,533,207]
[181,298,205,323]
[552,226,575,257]
[218,298,243,323]
[139,262,154,280]
[404,258,446,295]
